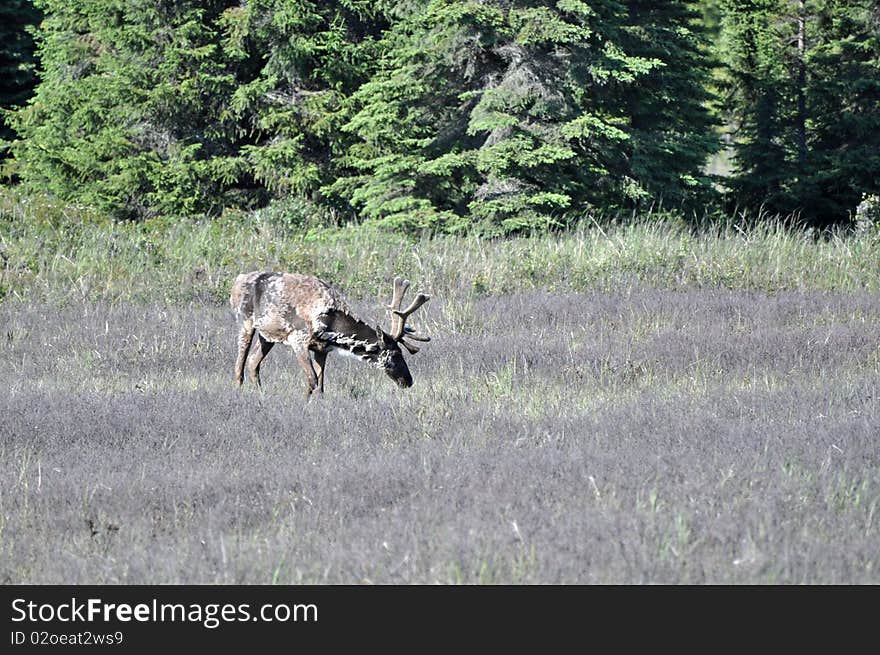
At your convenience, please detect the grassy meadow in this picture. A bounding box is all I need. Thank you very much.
[1,192,879,583]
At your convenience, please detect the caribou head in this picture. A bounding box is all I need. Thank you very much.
[374,277,431,388]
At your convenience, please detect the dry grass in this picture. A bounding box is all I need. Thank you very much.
[2,287,878,583]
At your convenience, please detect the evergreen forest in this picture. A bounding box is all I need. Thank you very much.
[1,1,878,232]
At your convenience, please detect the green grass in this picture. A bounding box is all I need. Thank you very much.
[2,189,879,306]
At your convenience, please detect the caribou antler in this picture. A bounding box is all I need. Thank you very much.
[388,277,431,350]
[388,277,409,338]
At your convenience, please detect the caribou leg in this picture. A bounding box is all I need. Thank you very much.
[312,350,328,395]
[245,334,275,387]
[293,346,319,396]
[234,319,255,386]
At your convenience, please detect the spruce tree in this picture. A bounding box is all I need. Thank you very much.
[332,0,667,234]
[9,0,388,219]
[334,0,720,234]
[718,0,879,224]
[719,0,802,215]
[10,0,248,218]
[807,0,880,223]
[617,0,720,210]
[0,0,41,156]
[216,0,390,201]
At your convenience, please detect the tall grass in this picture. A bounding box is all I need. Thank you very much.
[2,190,878,306]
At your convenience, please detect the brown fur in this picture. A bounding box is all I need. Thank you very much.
[230,272,428,395]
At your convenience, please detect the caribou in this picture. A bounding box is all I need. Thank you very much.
[230,272,431,395]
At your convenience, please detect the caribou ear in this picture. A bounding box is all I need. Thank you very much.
[399,339,421,355]
[375,325,387,346]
